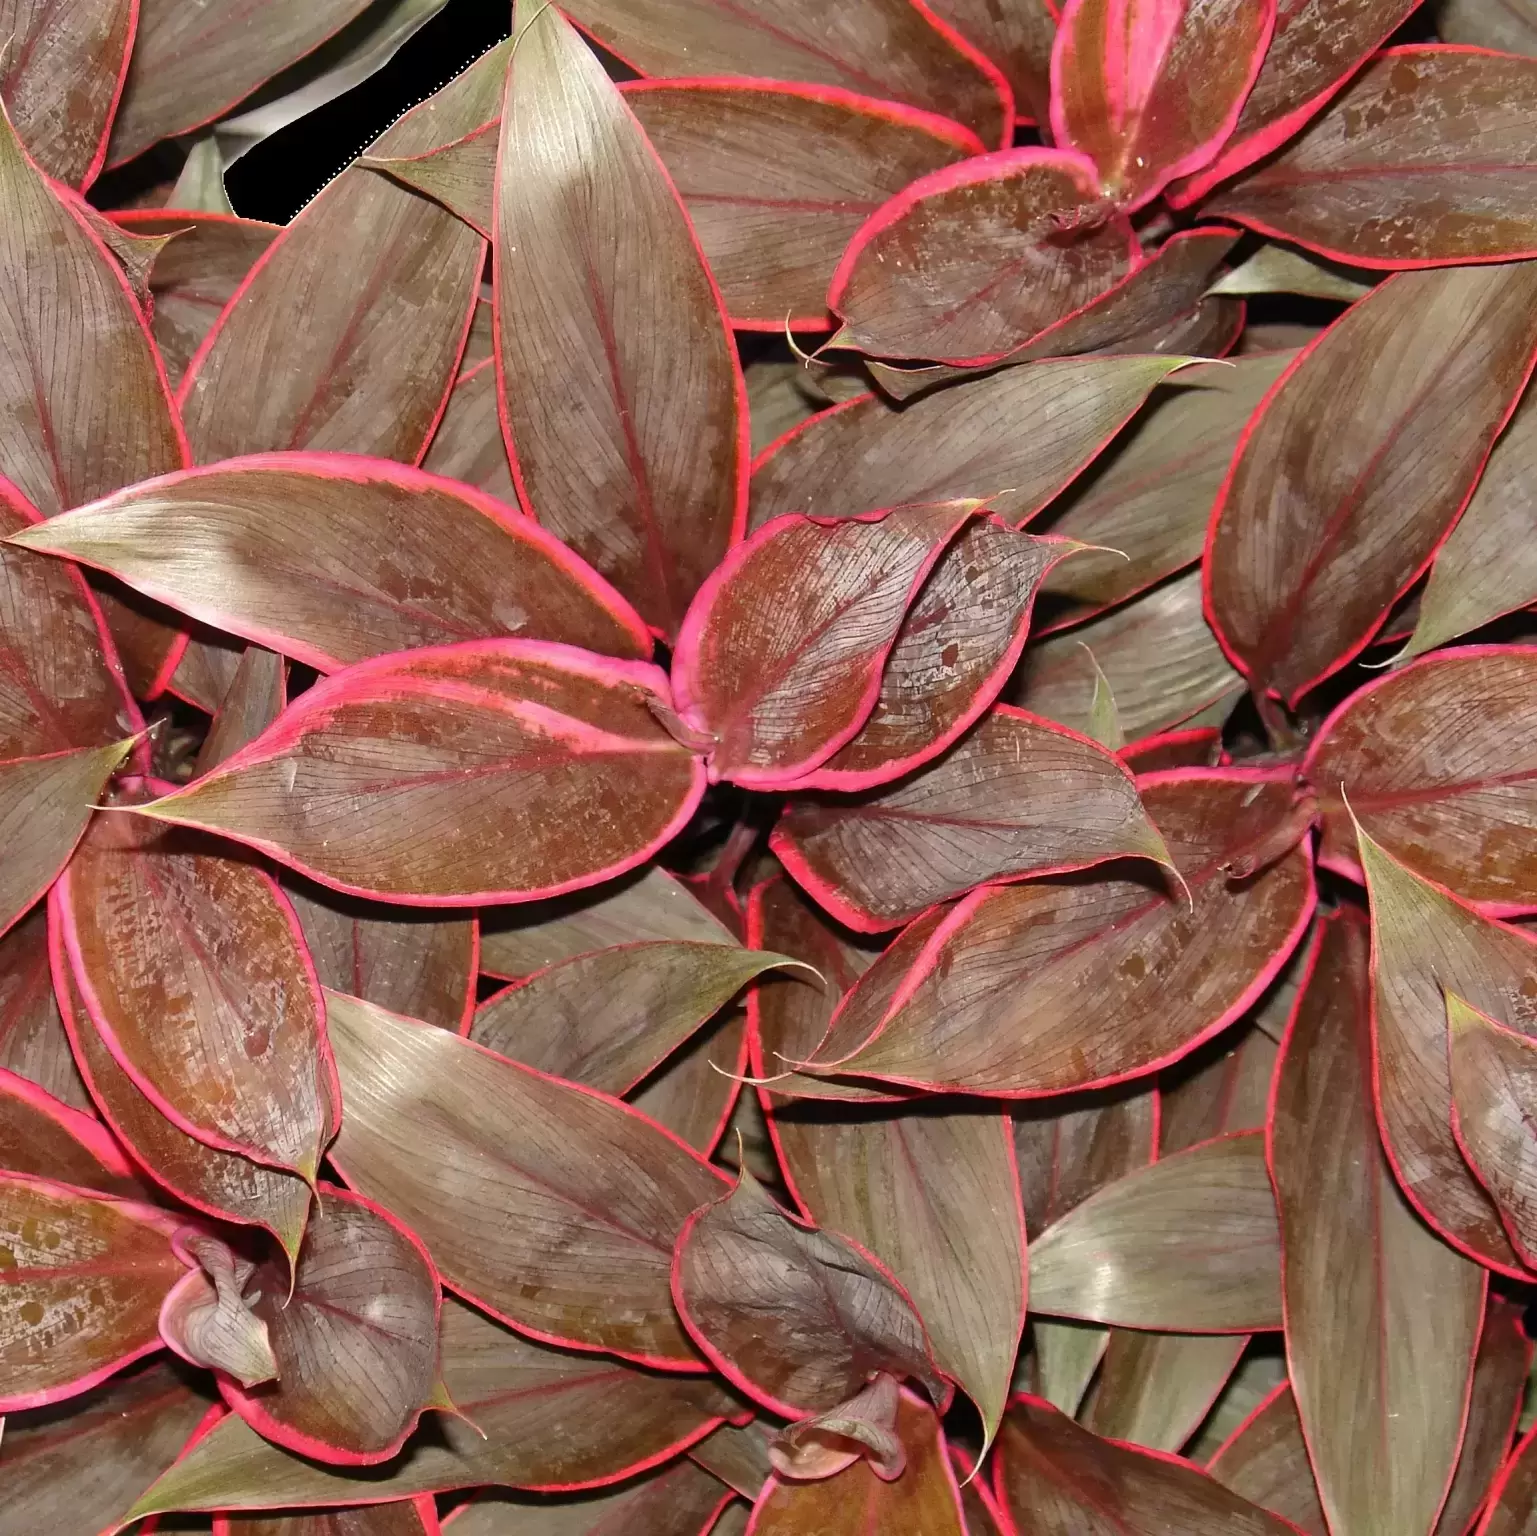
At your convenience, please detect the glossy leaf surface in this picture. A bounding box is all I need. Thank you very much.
[138,641,706,905]
[495,2,745,638]
[1206,262,1537,704]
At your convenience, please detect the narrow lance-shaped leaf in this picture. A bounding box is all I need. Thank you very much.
[0,906,93,1112]
[1207,1385,1328,1536]
[828,147,1138,366]
[445,1461,731,1536]
[1270,908,1485,1536]
[496,0,746,638]
[773,704,1171,932]
[1207,48,1537,268]
[8,455,653,671]
[135,641,707,906]
[194,644,286,777]
[1206,262,1537,705]
[0,1065,143,1197]
[1307,647,1537,911]
[1049,0,1276,211]
[1085,1330,1248,1455]
[672,501,974,787]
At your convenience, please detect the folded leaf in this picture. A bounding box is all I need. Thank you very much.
[10,455,652,671]
[1206,262,1537,704]
[558,0,1010,147]
[193,645,285,776]
[364,124,496,235]
[673,1167,947,1415]
[447,1460,731,1535]
[179,44,504,465]
[829,147,1136,365]
[0,906,92,1112]
[496,2,746,637]
[326,990,727,1365]
[770,1372,905,1480]
[128,1296,736,1516]
[473,942,800,1094]
[1049,0,1275,211]
[56,806,336,1182]
[0,1065,141,1197]
[0,1173,184,1410]
[1206,1384,1327,1536]
[924,0,1056,124]
[750,355,1186,530]
[1086,1331,1247,1454]
[746,1390,966,1534]
[768,1098,1024,1447]
[773,704,1169,931]
[159,1232,279,1390]
[1207,48,1537,267]
[137,641,707,905]
[802,770,1313,1092]
[673,501,975,786]
[1308,647,1537,911]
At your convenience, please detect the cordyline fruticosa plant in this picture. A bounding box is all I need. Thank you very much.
[7,0,1537,1531]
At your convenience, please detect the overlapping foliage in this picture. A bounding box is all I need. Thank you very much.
[4,0,1537,1532]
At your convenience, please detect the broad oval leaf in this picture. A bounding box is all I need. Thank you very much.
[0,906,92,1112]
[1028,1134,1282,1331]
[496,1,746,638]
[804,770,1313,1092]
[326,990,727,1365]
[472,942,798,1095]
[1207,1384,1328,1536]
[1207,48,1537,267]
[1049,0,1275,211]
[772,704,1169,932]
[1206,262,1537,705]
[1271,909,1485,1536]
[1307,647,1537,911]
[136,641,706,905]
[828,147,1136,365]
[673,501,974,786]
[0,1173,184,1410]
[1084,1331,1248,1454]
[0,1065,141,1197]
[749,355,1186,530]
[8,455,652,671]
[128,1296,736,1516]
[673,1167,947,1415]
[558,0,1010,147]
[55,807,336,1181]
[448,1460,731,1536]
[998,1394,1303,1534]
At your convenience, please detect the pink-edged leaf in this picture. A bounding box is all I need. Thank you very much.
[1206,48,1537,267]
[0,1064,142,1197]
[107,0,377,165]
[1027,1133,1281,1331]
[1119,723,1223,774]
[135,641,706,906]
[495,2,746,639]
[672,500,976,787]
[998,1393,1303,1533]
[0,0,135,186]
[1354,824,1537,1272]
[419,359,514,508]
[287,881,475,1037]
[54,937,313,1265]
[480,865,737,980]
[1171,0,1419,205]
[558,0,1011,148]
[1160,1022,1277,1154]
[1477,1424,1537,1534]
[628,999,748,1157]
[446,1460,732,1536]
[1049,0,1276,211]
[1206,262,1537,706]
[691,1419,775,1500]
[0,1361,215,1536]
[127,1295,737,1516]
[178,44,506,466]
[194,645,285,777]
[1307,647,1537,912]
[924,0,1056,124]
[324,989,728,1366]
[0,905,92,1112]
[1036,353,1293,630]
[1207,1385,1327,1536]
[55,800,336,1183]
[215,1496,441,1536]
[1271,908,1486,1536]
[363,123,496,237]
[672,1166,948,1415]
[746,1390,966,1534]
[767,1096,1025,1447]
[0,1173,185,1411]
[772,703,1170,932]
[472,942,801,1095]
[9,454,652,670]
[749,355,1187,529]
[800,769,1314,1092]
[827,147,1137,366]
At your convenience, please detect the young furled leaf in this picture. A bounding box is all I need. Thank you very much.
[1270,910,1485,1536]
[495,0,746,638]
[136,642,706,905]
[1205,262,1537,705]
[158,1232,279,1390]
